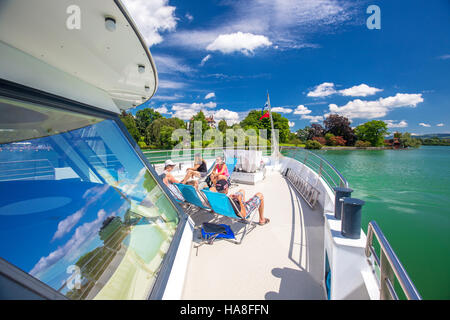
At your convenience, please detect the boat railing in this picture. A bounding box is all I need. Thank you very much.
[280,147,348,191]
[283,167,320,208]
[143,146,272,164]
[365,221,422,300]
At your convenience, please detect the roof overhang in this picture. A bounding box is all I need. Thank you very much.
[0,0,158,113]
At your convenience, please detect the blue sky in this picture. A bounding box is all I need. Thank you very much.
[124,0,450,135]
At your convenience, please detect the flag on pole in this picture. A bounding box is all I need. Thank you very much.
[259,102,269,120]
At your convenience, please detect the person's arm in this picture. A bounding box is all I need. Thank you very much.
[186,163,201,171]
[167,172,180,184]
[236,194,247,218]
[231,193,246,218]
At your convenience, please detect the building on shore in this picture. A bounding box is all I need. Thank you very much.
[384,138,401,149]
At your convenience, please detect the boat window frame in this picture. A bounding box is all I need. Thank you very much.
[0,78,188,300]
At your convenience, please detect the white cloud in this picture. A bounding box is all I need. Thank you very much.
[293,105,312,115]
[438,54,450,60]
[206,32,272,55]
[51,185,109,241]
[30,208,111,277]
[122,0,177,46]
[288,121,295,127]
[205,92,215,99]
[385,120,408,128]
[213,109,240,125]
[158,80,186,89]
[153,55,194,74]
[151,93,183,101]
[185,13,194,22]
[165,0,357,51]
[154,106,170,114]
[419,123,431,127]
[171,102,217,120]
[301,115,324,123]
[308,82,382,98]
[328,93,424,119]
[200,54,212,66]
[272,107,293,113]
[339,84,383,97]
[437,123,444,127]
[307,82,337,97]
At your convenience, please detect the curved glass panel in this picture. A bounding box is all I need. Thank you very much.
[0,97,179,299]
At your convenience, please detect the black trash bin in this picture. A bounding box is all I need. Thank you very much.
[341,198,365,239]
[333,187,353,219]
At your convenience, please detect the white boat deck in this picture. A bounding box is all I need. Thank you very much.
[180,172,326,300]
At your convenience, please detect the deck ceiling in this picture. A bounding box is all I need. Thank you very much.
[0,0,157,112]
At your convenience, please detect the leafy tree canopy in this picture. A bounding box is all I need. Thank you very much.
[240,110,290,143]
[354,120,389,147]
[324,114,356,146]
[135,108,163,136]
[218,119,228,133]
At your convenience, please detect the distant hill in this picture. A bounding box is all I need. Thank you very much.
[412,133,450,139]
[385,133,450,139]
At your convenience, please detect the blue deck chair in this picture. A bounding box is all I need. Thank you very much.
[224,157,237,186]
[201,189,258,245]
[174,183,211,211]
[204,157,238,188]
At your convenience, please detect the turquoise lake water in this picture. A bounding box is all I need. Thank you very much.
[285,146,450,299]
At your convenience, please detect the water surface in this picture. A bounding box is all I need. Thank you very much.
[286,146,450,299]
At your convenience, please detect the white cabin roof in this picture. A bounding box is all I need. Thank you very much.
[0,0,157,113]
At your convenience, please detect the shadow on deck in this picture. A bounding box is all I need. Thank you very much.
[181,172,325,300]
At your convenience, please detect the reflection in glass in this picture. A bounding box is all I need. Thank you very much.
[0,98,179,299]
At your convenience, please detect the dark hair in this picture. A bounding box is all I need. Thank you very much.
[215,179,228,192]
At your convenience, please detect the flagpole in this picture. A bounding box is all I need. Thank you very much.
[266,91,279,164]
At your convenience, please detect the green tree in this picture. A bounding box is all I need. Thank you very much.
[189,111,209,137]
[160,126,176,149]
[135,108,163,138]
[399,132,421,148]
[296,126,312,142]
[119,111,140,142]
[147,117,185,148]
[240,110,290,143]
[218,119,228,133]
[305,140,323,149]
[354,120,389,147]
[323,114,356,146]
[325,133,336,146]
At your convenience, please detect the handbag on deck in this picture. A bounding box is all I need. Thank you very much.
[200,222,235,242]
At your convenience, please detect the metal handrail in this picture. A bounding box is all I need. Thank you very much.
[142,146,272,163]
[142,146,272,154]
[280,147,348,190]
[365,221,421,300]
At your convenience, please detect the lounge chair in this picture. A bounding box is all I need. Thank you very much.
[174,183,211,211]
[224,157,237,186]
[201,189,258,245]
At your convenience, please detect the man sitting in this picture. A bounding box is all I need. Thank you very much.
[212,179,270,226]
[183,153,208,181]
[161,159,198,201]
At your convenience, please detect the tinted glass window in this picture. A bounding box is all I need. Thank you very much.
[0,97,179,299]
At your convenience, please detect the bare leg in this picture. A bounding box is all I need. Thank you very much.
[238,189,246,201]
[182,170,200,184]
[186,180,198,189]
[254,193,268,224]
[181,171,192,184]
